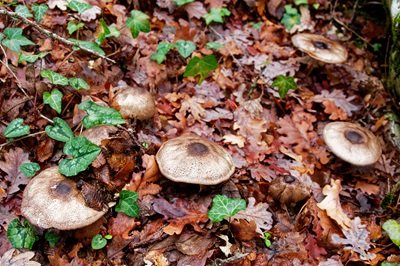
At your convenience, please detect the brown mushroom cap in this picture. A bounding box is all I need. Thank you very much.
[323,122,382,166]
[291,33,348,64]
[21,167,107,230]
[268,175,310,207]
[155,134,235,185]
[111,86,156,120]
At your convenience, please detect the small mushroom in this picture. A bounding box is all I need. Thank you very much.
[155,134,235,185]
[111,86,156,120]
[268,175,310,207]
[21,167,107,230]
[323,122,382,166]
[291,33,348,64]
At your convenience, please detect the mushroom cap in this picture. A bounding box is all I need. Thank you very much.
[323,122,382,166]
[291,33,348,64]
[155,134,235,185]
[21,167,107,230]
[111,86,156,120]
[268,175,310,207]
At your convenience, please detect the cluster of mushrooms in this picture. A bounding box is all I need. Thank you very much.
[21,33,382,231]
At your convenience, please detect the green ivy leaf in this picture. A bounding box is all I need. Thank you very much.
[208,194,246,223]
[7,219,38,249]
[43,89,63,114]
[45,117,74,142]
[79,100,125,128]
[1,28,35,53]
[18,52,48,63]
[68,38,106,56]
[150,42,175,64]
[271,75,297,98]
[67,21,84,35]
[126,10,150,38]
[58,136,101,176]
[281,4,301,30]
[383,219,400,247]
[40,70,69,86]
[91,234,108,249]
[294,0,308,5]
[45,231,60,248]
[183,54,218,84]
[175,40,196,58]
[19,162,40,177]
[67,0,92,14]
[206,42,224,49]
[96,19,120,45]
[15,5,33,18]
[32,4,48,22]
[3,118,30,139]
[174,0,194,6]
[115,190,140,218]
[203,8,231,25]
[68,77,90,90]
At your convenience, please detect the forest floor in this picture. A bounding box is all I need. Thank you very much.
[0,0,399,265]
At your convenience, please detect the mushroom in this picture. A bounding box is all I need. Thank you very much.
[21,167,107,230]
[322,122,382,166]
[268,175,310,207]
[155,134,235,185]
[111,86,156,120]
[291,33,348,64]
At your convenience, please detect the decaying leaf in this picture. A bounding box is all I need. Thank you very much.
[0,249,40,266]
[217,235,233,256]
[0,148,30,194]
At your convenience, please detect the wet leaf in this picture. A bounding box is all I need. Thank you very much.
[7,219,38,249]
[68,77,90,90]
[67,21,84,34]
[91,234,108,249]
[79,100,125,128]
[271,75,297,98]
[151,41,175,64]
[32,4,48,22]
[3,118,30,139]
[208,195,246,223]
[184,55,218,84]
[126,10,150,38]
[1,28,35,53]
[383,219,400,247]
[67,0,92,13]
[40,70,69,86]
[19,162,40,177]
[203,8,231,25]
[45,117,74,142]
[15,5,33,18]
[175,40,196,58]
[115,190,140,218]
[43,89,63,114]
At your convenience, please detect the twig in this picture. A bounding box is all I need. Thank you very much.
[0,130,46,150]
[0,8,116,64]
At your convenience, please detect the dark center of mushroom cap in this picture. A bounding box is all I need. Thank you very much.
[284,175,296,184]
[313,41,329,50]
[187,142,209,156]
[344,130,365,144]
[53,180,72,196]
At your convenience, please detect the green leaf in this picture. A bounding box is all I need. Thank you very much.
[115,190,140,218]
[79,100,125,128]
[1,28,35,53]
[40,70,69,86]
[126,10,150,38]
[67,21,84,35]
[382,263,400,266]
[251,21,263,29]
[18,52,48,63]
[59,136,101,176]
[150,42,175,64]
[68,38,106,56]
[15,5,33,18]
[294,0,308,5]
[45,117,74,142]
[68,77,90,90]
[383,219,400,247]
[175,40,196,58]
[281,5,301,30]
[32,4,48,22]
[203,8,231,25]
[104,234,112,240]
[174,0,194,6]
[271,75,297,98]
[262,232,272,248]
[183,54,218,84]
[3,118,30,139]
[45,231,60,248]
[19,162,40,177]
[91,234,107,249]
[96,19,120,45]
[43,89,63,114]
[67,0,92,13]
[206,42,224,49]
[207,194,246,223]
[7,219,38,249]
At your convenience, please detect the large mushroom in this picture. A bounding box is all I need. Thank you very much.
[21,167,107,230]
[155,134,235,185]
[291,33,348,64]
[323,122,382,166]
[111,86,156,120]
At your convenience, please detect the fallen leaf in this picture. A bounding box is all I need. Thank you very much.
[217,235,233,256]
[0,148,30,194]
[0,249,41,266]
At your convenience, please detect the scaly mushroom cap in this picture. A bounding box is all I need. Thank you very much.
[21,167,107,230]
[111,86,156,120]
[291,33,348,64]
[155,134,235,185]
[323,122,382,166]
[268,175,310,207]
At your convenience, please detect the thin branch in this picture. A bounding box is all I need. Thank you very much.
[0,130,46,150]
[0,8,116,64]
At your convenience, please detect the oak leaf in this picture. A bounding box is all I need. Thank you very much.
[0,148,30,194]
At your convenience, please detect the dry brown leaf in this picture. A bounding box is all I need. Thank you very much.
[0,148,30,194]
[317,179,352,230]
[0,249,40,266]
